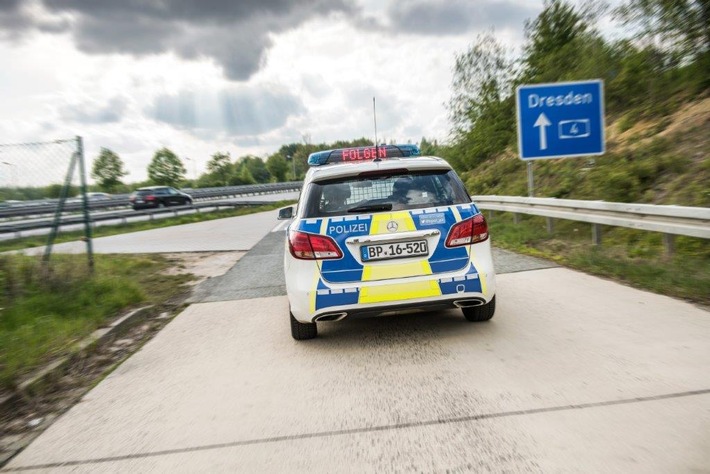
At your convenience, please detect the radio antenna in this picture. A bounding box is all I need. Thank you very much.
[373,97,378,145]
[373,97,379,158]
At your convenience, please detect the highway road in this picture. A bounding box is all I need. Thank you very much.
[5,210,710,472]
[2,191,300,241]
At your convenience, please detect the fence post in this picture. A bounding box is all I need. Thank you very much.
[592,224,602,246]
[546,217,554,234]
[76,136,94,273]
[663,233,675,257]
[513,213,520,224]
[43,151,77,266]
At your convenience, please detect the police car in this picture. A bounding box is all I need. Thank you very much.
[278,144,496,340]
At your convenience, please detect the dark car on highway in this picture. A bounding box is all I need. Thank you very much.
[129,186,193,210]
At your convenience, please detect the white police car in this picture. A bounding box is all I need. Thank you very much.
[278,144,496,340]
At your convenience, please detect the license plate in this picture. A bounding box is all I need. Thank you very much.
[361,240,429,261]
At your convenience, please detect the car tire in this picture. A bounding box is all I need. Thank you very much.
[158,202,165,208]
[186,199,193,206]
[462,296,496,322]
[290,312,317,340]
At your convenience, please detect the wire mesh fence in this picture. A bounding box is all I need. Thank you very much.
[0,137,93,270]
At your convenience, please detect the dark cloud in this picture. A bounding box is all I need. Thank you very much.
[1,0,356,80]
[149,86,304,136]
[60,96,128,124]
[388,0,539,35]
[0,0,69,40]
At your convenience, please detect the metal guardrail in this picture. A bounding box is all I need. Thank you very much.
[0,200,281,237]
[472,195,710,253]
[0,181,303,219]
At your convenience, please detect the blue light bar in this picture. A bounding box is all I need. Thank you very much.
[308,144,421,166]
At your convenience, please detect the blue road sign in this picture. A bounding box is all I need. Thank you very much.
[516,80,605,160]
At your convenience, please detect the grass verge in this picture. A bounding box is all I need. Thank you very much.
[0,253,194,390]
[0,201,295,390]
[486,212,710,306]
[0,201,295,253]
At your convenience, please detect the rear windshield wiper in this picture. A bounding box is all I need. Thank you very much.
[346,203,393,213]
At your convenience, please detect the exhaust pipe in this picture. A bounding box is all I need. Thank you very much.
[314,312,348,322]
[453,298,485,308]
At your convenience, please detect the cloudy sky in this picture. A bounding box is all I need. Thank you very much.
[0,0,615,184]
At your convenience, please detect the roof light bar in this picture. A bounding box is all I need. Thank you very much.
[308,144,421,166]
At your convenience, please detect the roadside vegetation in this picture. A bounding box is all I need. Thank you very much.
[0,253,193,390]
[487,213,710,305]
[440,0,709,304]
[0,201,295,389]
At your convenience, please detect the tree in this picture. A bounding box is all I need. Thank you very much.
[616,0,710,61]
[522,0,592,83]
[230,161,256,185]
[91,148,127,192]
[147,147,186,187]
[266,153,289,182]
[447,32,516,170]
[419,137,442,156]
[448,32,514,137]
[243,156,271,183]
[206,152,233,186]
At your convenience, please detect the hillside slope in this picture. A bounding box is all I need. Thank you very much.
[462,95,710,207]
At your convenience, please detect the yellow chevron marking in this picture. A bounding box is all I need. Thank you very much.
[363,260,432,281]
[361,212,432,281]
[370,212,416,234]
[359,280,441,304]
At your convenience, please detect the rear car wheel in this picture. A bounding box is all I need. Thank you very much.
[462,296,496,322]
[290,312,317,340]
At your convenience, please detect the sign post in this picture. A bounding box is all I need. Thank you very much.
[516,79,605,196]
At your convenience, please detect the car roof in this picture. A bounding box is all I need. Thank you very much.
[305,155,453,183]
[136,186,169,191]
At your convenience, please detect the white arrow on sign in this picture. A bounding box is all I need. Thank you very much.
[534,113,551,150]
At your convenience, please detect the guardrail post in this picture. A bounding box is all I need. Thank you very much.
[663,234,675,257]
[592,224,602,246]
[513,213,520,224]
[546,217,554,234]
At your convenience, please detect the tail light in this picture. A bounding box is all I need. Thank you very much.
[445,214,489,247]
[145,195,156,201]
[289,230,342,260]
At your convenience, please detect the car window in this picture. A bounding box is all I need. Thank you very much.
[304,170,470,217]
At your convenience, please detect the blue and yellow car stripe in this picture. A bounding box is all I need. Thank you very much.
[296,204,485,312]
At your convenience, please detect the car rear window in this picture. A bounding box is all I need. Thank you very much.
[303,170,470,218]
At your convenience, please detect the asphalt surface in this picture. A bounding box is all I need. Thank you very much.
[5,211,709,472]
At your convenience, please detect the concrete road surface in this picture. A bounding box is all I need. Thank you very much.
[5,213,709,472]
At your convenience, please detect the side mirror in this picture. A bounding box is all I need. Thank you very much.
[278,206,293,220]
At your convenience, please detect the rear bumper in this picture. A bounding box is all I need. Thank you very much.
[286,240,496,323]
[310,296,488,322]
